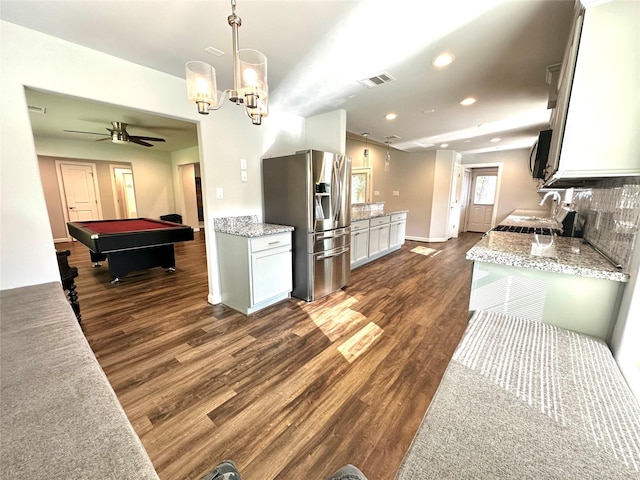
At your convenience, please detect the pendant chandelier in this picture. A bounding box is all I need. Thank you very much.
[362,133,370,166]
[384,140,392,171]
[185,0,268,125]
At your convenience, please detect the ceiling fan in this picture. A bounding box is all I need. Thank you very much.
[63,121,166,147]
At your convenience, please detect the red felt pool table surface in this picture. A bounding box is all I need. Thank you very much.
[77,218,176,234]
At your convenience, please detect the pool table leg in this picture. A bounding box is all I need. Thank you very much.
[89,250,106,267]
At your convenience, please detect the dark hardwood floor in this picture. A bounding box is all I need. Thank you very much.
[59,230,482,480]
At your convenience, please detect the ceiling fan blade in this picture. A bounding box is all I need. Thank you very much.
[129,138,154,147]
[63,129,108,136]
[130,135,165,142]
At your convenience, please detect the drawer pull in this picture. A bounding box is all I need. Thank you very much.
[268,241,281,246]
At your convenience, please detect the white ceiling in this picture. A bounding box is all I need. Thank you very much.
[2,0,575,154]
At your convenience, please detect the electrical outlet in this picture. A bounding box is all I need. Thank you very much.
[216,187,223,199]
[241,171,248,182]
[240,158,247,170]
[374,191,380,196]
[393,191,400,196]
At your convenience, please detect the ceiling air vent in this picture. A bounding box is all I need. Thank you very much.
[357,72,396,88]
[28,105,47,114]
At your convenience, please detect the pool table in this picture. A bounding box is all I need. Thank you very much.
[67,218,194,282]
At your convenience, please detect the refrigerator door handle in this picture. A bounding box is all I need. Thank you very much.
[316,245,349,260]
[331,159,341,222]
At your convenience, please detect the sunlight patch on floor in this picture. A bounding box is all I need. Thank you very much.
[337,322,384,363]
[411,246,440,257]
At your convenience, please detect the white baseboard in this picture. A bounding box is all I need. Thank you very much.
[406,235,451,243]
[208,293,222,305]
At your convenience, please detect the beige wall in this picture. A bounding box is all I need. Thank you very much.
[461,148,544,224]
[347,137,544,240]
[346,134,437,240]
[171,146,200,229]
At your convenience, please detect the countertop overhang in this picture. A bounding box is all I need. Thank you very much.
[466,210,628,283]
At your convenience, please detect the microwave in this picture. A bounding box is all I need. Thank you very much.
[530,129,552,179]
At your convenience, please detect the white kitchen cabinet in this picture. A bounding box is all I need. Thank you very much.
[545,0,640,186]
[350,219,370,267]
[216,231,292,314]
[389,212,407,249]
[368,215,391,258]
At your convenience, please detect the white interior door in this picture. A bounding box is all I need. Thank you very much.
[467,168,498,233]
[60,163,101,222]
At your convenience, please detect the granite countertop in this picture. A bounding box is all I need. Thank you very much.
[352,210,408,222]
[214,215,294,238]
[467,231,628,282]
[498,208,561,229]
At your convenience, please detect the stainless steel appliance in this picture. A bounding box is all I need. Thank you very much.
[262,150,351,301]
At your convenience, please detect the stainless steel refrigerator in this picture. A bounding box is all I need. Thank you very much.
[262,150,351,301]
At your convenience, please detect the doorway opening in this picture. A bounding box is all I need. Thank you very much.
[111,165,138,219]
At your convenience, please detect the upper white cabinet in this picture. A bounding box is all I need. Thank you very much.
[546,0,640,186]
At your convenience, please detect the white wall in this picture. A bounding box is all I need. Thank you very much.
[0,21,334,303]
[306,110,347,154]
[428,151,457,242]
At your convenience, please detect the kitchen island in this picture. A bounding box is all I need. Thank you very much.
[466,210,629,341]
[214,216,294,315]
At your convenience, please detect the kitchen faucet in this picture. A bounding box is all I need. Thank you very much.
[539,191,562,218]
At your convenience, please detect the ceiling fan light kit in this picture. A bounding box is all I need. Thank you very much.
[185,0,268,125]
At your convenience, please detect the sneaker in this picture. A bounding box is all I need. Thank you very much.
[200,460,242,480]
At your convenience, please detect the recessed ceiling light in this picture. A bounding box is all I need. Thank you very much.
[422,109,436,114]
[490,137,501,143]
[460,97,477,106]
[440,143,449,148]
[463,139,471,143]
[432,53,455,68]
[384,113,397,120]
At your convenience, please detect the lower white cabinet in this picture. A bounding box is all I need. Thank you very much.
[369,216,391,257]
[389,212,407,249]
[217,231,292,314]
[350,220,370,267]
[350,212,408,269]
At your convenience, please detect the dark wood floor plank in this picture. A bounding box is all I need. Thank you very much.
[58,230,482,480]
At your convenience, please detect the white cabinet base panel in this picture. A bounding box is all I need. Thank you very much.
[469,261,624,341]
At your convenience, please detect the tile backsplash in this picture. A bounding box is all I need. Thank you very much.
[572,177,640,272]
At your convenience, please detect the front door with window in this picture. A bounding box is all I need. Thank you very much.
[467,168,497,232]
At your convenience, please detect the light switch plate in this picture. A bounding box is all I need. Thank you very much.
[393,191,400,196]
[241,171,248,182]
[240,158,247,170]
[374,191,380,196]
[216,187,223,199]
